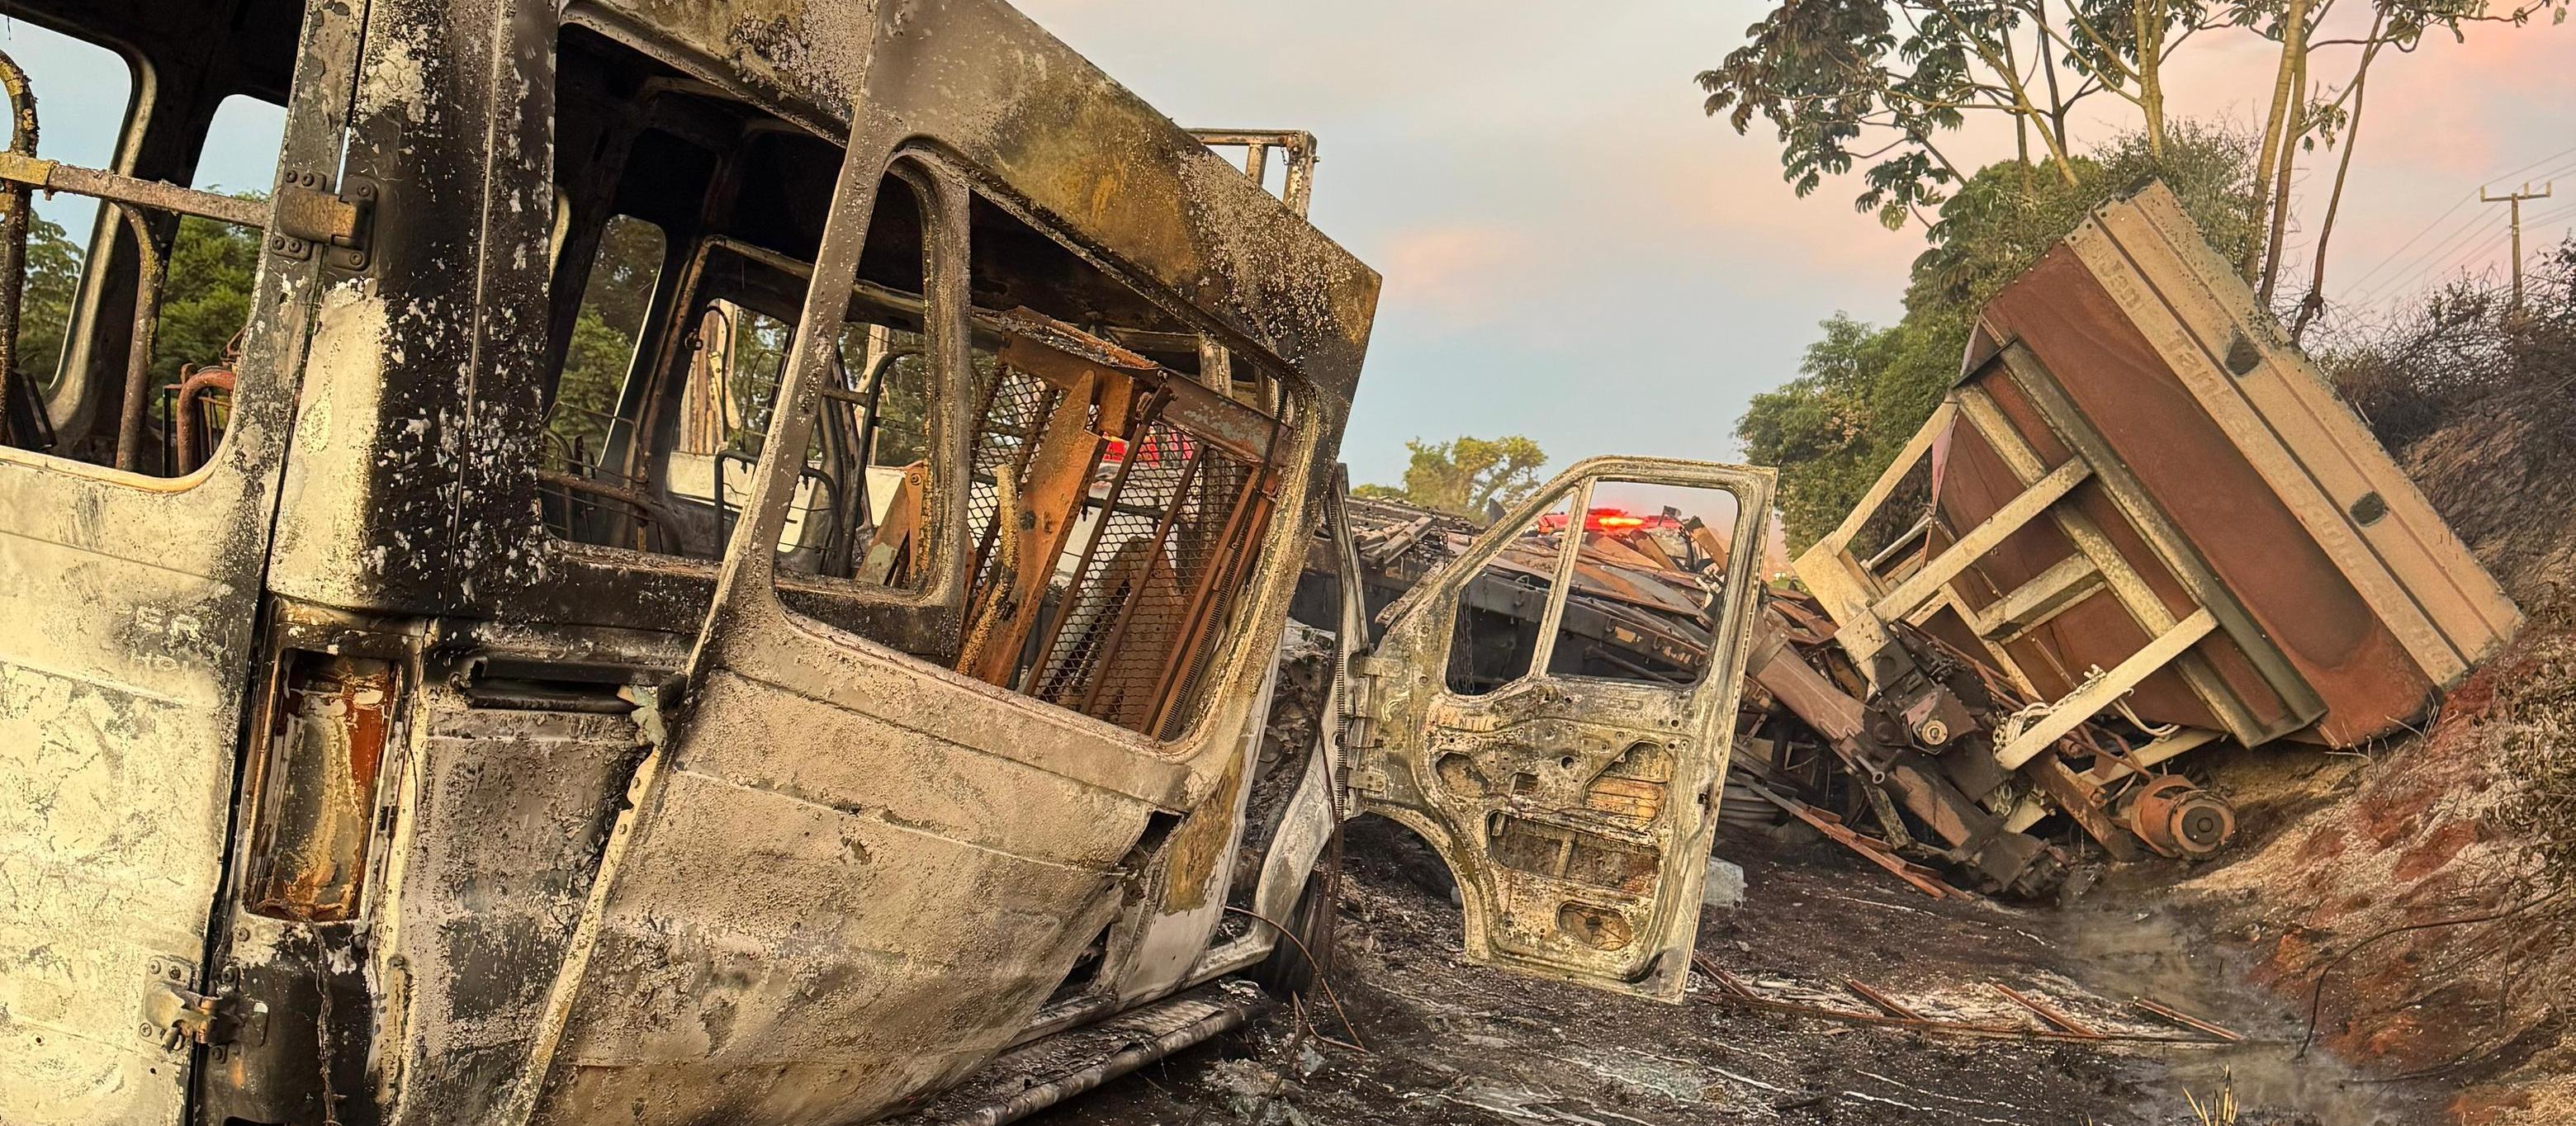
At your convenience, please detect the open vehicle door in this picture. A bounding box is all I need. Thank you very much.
[1352,457,1773,1001]
[0,6,363,1123]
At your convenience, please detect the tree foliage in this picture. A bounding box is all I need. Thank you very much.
[549,215,668,462]
[1742,128,2254,551]
[1701,0,2566,310]
[1355,434,1549,518]
[14,213,83,387]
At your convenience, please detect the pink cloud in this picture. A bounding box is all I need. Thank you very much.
[1376,224,1540,330]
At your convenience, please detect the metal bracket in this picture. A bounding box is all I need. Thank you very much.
[271,170,376,270]
[140,956,268,1051]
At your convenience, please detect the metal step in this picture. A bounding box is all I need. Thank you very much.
[883,980,1271,1126]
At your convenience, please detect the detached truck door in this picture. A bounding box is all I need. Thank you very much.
[1354,457,1773,1001]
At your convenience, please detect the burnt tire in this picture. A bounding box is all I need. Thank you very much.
[1249,860,1336,996]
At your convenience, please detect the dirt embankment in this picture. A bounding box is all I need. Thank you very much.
[2165,406,2576,1124]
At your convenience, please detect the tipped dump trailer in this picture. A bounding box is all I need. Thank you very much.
[1770,182,2521,891]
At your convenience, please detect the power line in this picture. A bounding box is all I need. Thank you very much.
[2364,200,2576,314]
[2340,145,2576,297]
[2346,158,2576,310]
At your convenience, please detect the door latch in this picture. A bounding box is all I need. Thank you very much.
[271,170,377,270]
[140,957,268,1051]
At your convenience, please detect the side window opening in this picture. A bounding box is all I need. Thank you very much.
[7,22,135,400]
[540,24,940,586]
[1537,480,1742,686]
[933,190,1298,740]
[1442,479,1749,697]
[540,214,666,548]
[0,18,290,480]
[1444,494,1577,695]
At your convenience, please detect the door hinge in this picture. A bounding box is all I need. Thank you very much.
[271,170,377,270]
[140,957,268,1051]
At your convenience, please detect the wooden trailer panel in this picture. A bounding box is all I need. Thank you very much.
[1948,183,2520,747]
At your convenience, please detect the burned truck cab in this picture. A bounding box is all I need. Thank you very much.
[0,0,1387,1123]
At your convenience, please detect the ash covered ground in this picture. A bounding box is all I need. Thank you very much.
[1033,812,2452,1126]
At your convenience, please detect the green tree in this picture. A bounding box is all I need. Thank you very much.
[15,213,83,386]
[1699,0,2564,309]
[1355,434,1547,518]
[1744,126,2256,552]
[548,215,666,463]
[152,206,264,383]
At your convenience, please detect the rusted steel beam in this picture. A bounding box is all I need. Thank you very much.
[1738,780,1960,901]
[1842,978,1925,1021]
[0,50,35,412]
[0,152,269,229]
[111,204,167,472]
[1993,984,2102,1038]
[2130,997,2243,1043]
[958,370,1104,686]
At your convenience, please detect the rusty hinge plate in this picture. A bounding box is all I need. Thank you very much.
[270,170,376,270]
[140,956,268,1051]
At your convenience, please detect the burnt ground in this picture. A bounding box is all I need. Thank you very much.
[1031,815,2454,1126]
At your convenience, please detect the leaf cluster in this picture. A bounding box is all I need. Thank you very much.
[1354,434,1549,519]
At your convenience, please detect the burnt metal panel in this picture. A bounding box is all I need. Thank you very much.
[1968,184,2514,745]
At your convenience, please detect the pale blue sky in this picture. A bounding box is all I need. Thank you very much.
[11,5,2567,488]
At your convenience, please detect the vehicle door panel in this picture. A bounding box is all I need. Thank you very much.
[514,144,1210,1126]
[1357,457,1773,1002]
[0,4,363,1123]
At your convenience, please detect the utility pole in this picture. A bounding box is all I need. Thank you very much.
[2481,181,2555,311]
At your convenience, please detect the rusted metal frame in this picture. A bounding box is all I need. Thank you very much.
[1799,400,1957,603]
[1693,957,2231,1044]
[1144,478,1271,737]
[1843,978,1925,1020]
[1976,552,2106,646]
[1993,984,2103,1038]
[964,373,1054,610]
[104,203,168,471]
[1522,477,1598,680]
[1740,779,1958,899]
[1870,457,2092,622]
[1186,130,1319,218]
[1019,388,1173,694]
[0,50,35,411]
[1952,381,2275,745]
[174,362,233,471]
[1994,608,2217,771]
[1991,344,2326,736]
[0,152,272,232]
[1077,445,1210,717]
[1144,434,1282,736]
[2024,755,2143,859]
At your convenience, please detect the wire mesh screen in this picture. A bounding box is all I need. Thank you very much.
[960,360,1279,740]
[961,365,1062,608]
